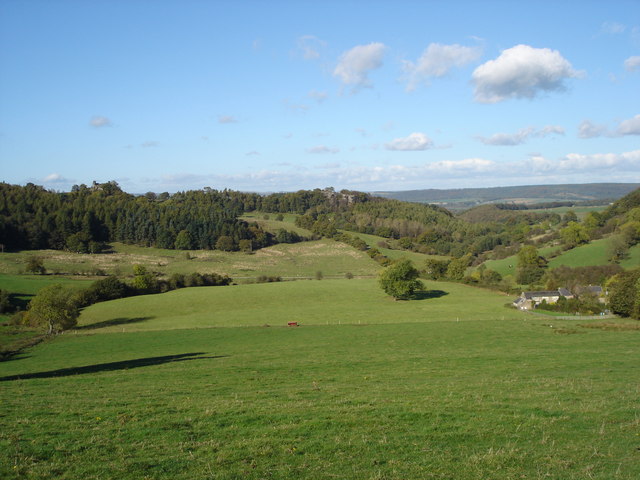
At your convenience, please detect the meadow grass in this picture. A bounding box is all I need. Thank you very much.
[77,279,524,333]
[346,231,448,264]
[527,205,607,219]
[240,212,312,236]
[481,245,559,279]
[1,315,638,479]
[548,239,640,269]
[0,240,379,283]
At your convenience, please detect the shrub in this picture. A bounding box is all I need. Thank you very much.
[378,259,423,300]
[25,256,46,275]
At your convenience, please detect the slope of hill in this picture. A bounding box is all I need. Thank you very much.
[374,183,639,210]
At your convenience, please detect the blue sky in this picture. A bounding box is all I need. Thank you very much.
[1,0,639,193]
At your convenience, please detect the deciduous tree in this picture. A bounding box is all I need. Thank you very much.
[26,284,79,334]
[378,259,423,300]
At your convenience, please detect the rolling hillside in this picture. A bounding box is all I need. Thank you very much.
[374,183,639,210]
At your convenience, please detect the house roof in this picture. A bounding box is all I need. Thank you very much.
[558,288,572,297]
[523,291,562,299]
[582,285,603,294]
[521,288,573,300]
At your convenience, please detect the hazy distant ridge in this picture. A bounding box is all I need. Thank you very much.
[373,183,640,208]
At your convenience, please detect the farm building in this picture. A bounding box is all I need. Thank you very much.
[513,288,573,310]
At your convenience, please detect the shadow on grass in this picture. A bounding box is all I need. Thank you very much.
[0,352,225,382]
[413,289,449,300]
[9,292,34,311]
[77,316,154,330]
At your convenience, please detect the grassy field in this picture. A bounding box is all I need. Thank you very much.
[548,239,640,270]
[240,212,312,237]
[346,231,448,264]
[0,239,380,282]
[482,240,640,280]
[481,245,560,279]
[77,279,523,333]
[527,205,608,219]
[1,287,638,479]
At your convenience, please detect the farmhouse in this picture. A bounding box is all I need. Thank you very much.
[574,285,607,303]
[513,288,573,310]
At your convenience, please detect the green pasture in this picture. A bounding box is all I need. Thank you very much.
[481,239,640,279]
[347,231,448,264]
[481,245,560,279]
[77,279,523,333]
[1,310,639,479]
[527,205,608,219]
[240,212,311,236]
[548,239,640,269]
[0,240,379,282]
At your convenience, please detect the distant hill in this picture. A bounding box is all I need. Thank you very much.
[373,183,640,211]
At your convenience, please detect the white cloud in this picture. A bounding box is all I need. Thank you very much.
[333,42,386,89]
[578,119,608,138]
[90,115,112,128]
[539,125,565,136]
[478,127,534,146]
[478,125,564,145]
[297,35,326,60]
[43,173,68,183]
[315,162,341,169]
[136,148,640,192]
[617,114,640,135]
[472,44,581,103]
[601,21,626,34]
[218,115,237,124]
[246,151,260,156]
[141,141,159,148]
[385,132,433,151]
[306,145,339,154]
[579,115,640,138]
[530,150,640,173]
[425,158,496,174]
[624,56,640,71]
[403,43,482,91]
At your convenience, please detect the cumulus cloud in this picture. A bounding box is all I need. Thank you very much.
[624,56,640,71]
[579,115,640,138]
[385,132,433,151]
[333,42,386,89]
[472,44,582,103]
[578,119,608,138]
[478,125,564,145]
[90,115,112,128]
[425,158,496,174]
[403,43,482,91]
[617,114,640,135]
[246,151,260,156]
[141,141,159,148]
[218,115,238,124]
[43,173,68,183]
[529,150,640,173]
[306,145,339,154]
[137,147,640,192]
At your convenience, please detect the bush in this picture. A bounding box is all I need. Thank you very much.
[378,259,423,300]
[25,284,80,334]
[0,289,12,314]
[256,275,282,283]
[25,256,46,275]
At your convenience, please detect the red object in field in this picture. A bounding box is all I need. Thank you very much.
[287,322,299,327]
